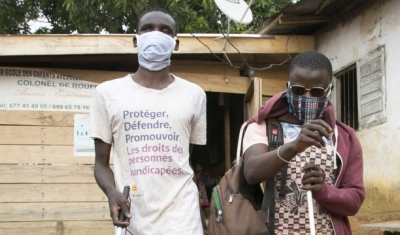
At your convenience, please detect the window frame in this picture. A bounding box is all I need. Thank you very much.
[333,46,386,130]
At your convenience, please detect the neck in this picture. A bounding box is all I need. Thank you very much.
[132,66,174,90]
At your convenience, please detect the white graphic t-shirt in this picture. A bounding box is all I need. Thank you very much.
[90,74,207,235]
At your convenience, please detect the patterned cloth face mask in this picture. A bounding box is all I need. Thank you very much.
[287,89,331,123]
[136,31,176,71]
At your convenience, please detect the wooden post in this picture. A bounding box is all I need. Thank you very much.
[224,94,231,171]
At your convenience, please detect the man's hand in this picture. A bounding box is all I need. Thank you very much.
[108,190,131,227]
[301,163,325,191]
[292,119,333,153]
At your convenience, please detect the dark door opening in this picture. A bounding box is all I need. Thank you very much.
[191,92,244,188]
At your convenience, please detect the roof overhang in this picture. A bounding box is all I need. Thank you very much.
[0,34,314,95]
[256,0,370,35]
[0,33,314,56]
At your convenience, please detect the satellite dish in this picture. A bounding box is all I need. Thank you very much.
[214,0,253,25]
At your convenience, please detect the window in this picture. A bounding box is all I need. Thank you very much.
[334,46,386,130]
[335,65,359,129]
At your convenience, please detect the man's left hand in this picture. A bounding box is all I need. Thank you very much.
[301,163,325,191]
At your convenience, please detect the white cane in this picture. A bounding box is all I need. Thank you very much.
[115,186,130,235]
[307,190,316,235]
[306,126,337,235]
[116,227,123,235]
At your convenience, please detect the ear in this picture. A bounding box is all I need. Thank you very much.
[133,36,137,48]
[174,38,180,51]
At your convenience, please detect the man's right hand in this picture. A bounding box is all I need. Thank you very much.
[292,119,333,153]
[108,189,131,227]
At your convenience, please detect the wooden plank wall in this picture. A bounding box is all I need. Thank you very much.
[0,110,114,235]
[0,63,288,234]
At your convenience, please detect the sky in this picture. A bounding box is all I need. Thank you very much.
[28,19,52,32]
[28,19,109,34]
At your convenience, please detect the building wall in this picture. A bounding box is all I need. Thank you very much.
[316,0,400,233]
[0,110,114,234]
[0,66,288,234]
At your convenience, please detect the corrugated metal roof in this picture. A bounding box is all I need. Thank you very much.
[256,0,369,35]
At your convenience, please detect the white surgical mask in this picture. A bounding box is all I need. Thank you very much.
[136,31,176,71]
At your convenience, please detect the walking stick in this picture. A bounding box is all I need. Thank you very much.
[116,186,130,235]
[307,190,316,235]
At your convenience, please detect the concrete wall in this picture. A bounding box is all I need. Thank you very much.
[316,0,400,233]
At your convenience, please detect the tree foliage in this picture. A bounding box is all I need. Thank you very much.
[0,0,32,34]
[0,0,292,34]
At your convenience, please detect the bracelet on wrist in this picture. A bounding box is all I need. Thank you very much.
[277,145,296,167]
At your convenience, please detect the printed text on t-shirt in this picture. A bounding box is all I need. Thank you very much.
[122,109,184,176]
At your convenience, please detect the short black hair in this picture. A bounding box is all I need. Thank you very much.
[289,51,333,79]
[142,7,170,16]
[137,7,178,35]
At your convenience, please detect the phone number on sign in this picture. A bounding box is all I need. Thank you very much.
[4,103,90,110]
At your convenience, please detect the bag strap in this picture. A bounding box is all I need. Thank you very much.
[236,122,248,164]
[226,121,248,193]
[261,118,284,234]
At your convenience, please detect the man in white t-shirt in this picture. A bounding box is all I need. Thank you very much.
[90,8,207,235]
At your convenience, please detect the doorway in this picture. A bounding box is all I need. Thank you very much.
[191,92,244,189]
